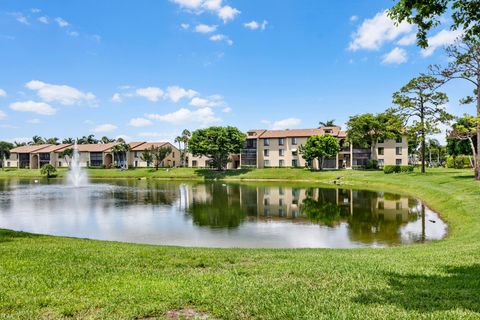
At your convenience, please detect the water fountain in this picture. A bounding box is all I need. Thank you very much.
[66,143,88,187]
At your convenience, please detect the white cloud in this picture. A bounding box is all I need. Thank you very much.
[128,117,153,127]
[349,10,413,51]
[218,5,240,23]
[38,16,49,24]
[382,47,408,64]
[146,107,221,126]
[67,31,79,37]
[135,87,164,102]
[209,34,233,45]
[92,124,117,133]
[262,118,302,130]
[420,29,464,57]
[11,13,29,25]
[189,96,224,107]
[112,93,122,102]
[221,106,232,113]
[9,101,56,115]
[194,24,217,33]
[27,118,41,124]
[55,17,69,28]
[181,23,190,30]
[350,15,358,22]
[25,80,96,106]
[165,86,198,102]
[31,8,41,13]
[0,89,6,97]
[171,0,239,23]
[397,33,417,46]
[244,20,268,31]
[0,110,6,119]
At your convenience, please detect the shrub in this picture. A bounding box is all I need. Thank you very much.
[400,165,414,173]
[383,165,400,174]
[366,159,379,169]
[40,164,57,178]
[447,155,472,169]
[446,155,455,168]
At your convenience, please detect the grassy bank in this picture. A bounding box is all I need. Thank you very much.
[0,168,479,319]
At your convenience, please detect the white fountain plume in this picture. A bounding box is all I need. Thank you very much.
[66,142,88,187]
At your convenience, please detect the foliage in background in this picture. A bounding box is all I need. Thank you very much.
[299,135,340,170]
[0,141,13,169]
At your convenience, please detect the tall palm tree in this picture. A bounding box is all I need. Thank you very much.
[30,135,45,145]
[62,138,75,144]
[111,139,131,169]
[45,137,60,145]
[0,141,13,170]
[180,129,191,167]
[319,120,337,127]
[100,136,115,144]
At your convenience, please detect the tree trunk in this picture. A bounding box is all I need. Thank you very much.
[420,102,426,174]
[476,79,480,179]
[468,137,477,170]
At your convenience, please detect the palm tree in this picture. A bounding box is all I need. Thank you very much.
[59,148,74,167]
[181,129,191,167]
[0,141,13,170]
[62,138,75,144]
[30,135,45,145]
[100,136,115,144]
[45,137,60,145]
[111,139,131,169]
[319,120,337,127]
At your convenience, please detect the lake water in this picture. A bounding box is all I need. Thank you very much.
[0,179,447,248]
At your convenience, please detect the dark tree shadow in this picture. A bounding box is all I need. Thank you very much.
[354,264,480,313]
[194,168,252,179]
[0,229,38,243]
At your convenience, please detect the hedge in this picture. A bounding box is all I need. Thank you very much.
[383,165,414,174]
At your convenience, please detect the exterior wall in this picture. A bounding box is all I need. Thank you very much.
[373,136,408,166]
[5,153,18,168]
[256,137,332,169]
[130,145,181,168]
[187,153,240,169]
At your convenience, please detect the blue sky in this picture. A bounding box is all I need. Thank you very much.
[0,0,475,143]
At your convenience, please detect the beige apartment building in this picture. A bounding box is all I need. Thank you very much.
[8,141,180,169]
[241,127,408,169]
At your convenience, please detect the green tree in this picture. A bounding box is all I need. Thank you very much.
[62,138,75,144]
[40,164,57,178]
[151,146,172,170]
[140,149,154,168]
[450,114,478,169]
[59,148,73,167]
[100,136,115,144]
[388,0,479,46]
[319,120,336,127]
[188,126,246,171]
[429,39,480,179]
[346,110,404,152]
[300,135,340,170]
[111,139,131,169]
[45,137,59,145]
[0,141,13,169]
[393,75,453,174]
[30,135,45,145]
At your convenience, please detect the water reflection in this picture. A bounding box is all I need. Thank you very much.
[0,179,447,248]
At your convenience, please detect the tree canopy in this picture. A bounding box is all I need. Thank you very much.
[389,0,480,47]
[392,75,453,173]
[188,126,246,171]
[0,141,13,169]
[299,135,340,170]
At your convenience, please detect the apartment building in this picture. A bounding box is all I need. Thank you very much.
[241,127,408,169]
[8,141,180,169]
[186,153,241,169]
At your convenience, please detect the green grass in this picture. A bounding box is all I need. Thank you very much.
[0,168,479,319]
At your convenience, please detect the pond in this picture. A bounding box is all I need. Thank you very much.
[0,179,447,248]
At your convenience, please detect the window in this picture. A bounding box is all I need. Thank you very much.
[90,152,103,167]
[279,149,285,156]
[134,151,138,158]
[263,139,270,146]
[396,202,402,210]
[279,187,284,195]
[396,147,402,155]
[278,208,284,216]
[192,160,198,167]
[378,201,384,210]
[279,159,285,167]
[264,149,269,157]
[58,161,62,167]
[292,159,298,167]
[325,129,332,133]
[264,198,270,205]
[291,137,297,145]
[292,150,298,156]
[378,147,384,155]
[378,159,384,167]
[264,208,270,216]
[264,160,270,167]
[396,137,403,143]
[7,162,10,167]
[135,161,138,167]
[396,159,402,165]
[173,161,175,167]
[279,198,284,206]
[172,152,175,158]
[278,138,284,146]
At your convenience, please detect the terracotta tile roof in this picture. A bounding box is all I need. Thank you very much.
[248,127,347,139]
[130,142,169,151]
[32,144,73,153]
[10,144,52,153]
[54,143,116,153]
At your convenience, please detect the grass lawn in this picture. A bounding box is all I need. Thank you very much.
[0,168,479,319]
